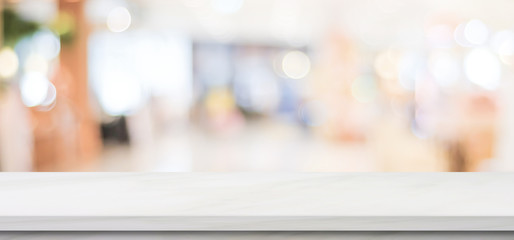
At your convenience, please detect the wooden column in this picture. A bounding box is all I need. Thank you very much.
[32,0,101,171]
[58,0,101,169]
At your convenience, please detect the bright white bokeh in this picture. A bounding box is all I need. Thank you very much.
[464,19,489,45]
[464,48,501,90]
[97,70,143,116]
[106,7,132,33]
[32,30,61,60]
[454,23,473,47]
[282,50,311,79]
[20,72,51,107]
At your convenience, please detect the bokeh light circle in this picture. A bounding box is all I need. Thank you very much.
[0,48,20,79]
[464,48,501,90]
[281,50,311,79]
[106,7,132,33]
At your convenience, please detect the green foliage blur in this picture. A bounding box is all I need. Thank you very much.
[2,8,40,48]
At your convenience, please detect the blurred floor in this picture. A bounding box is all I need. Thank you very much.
[101,121,376,172]
[99,120,376,172]
[98,117,448,172]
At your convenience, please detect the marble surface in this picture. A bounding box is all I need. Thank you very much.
[0,173,513,230]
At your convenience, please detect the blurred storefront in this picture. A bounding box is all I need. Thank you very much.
[0,0,512,171]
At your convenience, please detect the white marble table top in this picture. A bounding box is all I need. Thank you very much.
[0,173,512,230]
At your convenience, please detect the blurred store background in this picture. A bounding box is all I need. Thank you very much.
[1,0,513,171]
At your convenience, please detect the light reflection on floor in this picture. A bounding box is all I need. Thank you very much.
[98,120,376,172]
